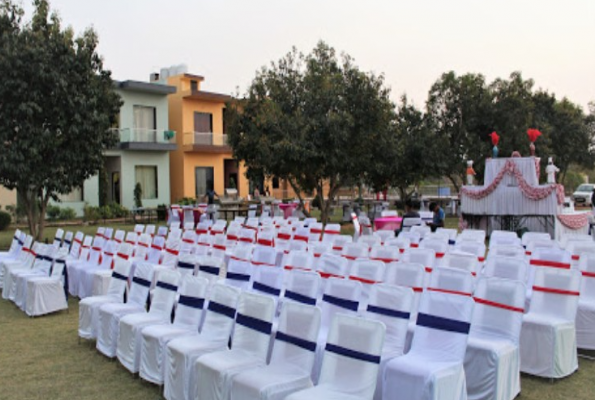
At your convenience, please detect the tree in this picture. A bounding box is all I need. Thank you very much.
[368,95,443,202]
[426,72,494,191]
[0,0,121,239]
[226,42,396,223]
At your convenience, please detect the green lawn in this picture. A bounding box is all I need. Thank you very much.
[0,296,594,399]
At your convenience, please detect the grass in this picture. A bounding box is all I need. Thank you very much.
[0,297,594,399]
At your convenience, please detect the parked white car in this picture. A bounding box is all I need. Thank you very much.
[572,183,595,206]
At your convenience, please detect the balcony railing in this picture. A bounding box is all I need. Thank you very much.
[183,132,229,147]
[113,128,176,144]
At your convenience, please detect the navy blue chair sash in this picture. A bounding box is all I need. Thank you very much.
[132,276,151,288]
[416,313,470,334]
[199,265,220,276]
[179,295,205,309]
[367,304,410,320]
[112,271,128,281]
[325,343,380,364]
[252,281,281,296]
[276,331,316,352]
[226,272,250,282]
[156,281,178,292]
[322,294,358,311]
[177,261,195,270]
[284,290,316,305]
[208,301,236,319]
[236,313,272,335]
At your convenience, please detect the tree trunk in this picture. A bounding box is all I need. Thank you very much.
[287,178,311,218]
[449,175,461,193]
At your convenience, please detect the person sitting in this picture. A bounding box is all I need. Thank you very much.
[427,202,445,232]
[396,199,421,235]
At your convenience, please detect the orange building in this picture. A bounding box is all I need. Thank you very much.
[162,68,248,203]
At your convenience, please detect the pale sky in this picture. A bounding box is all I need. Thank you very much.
[22,0,595,111]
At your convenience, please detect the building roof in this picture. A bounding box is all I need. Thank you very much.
[184,73,205,81]
[184,89,232,102]
[114,80,177,95]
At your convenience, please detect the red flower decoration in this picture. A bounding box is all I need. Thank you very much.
[527,129,542,143]
[489,131,500,146]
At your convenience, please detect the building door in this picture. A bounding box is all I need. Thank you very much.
[195,167,214,199]
[224,159,239,194]
[112,172,121,204]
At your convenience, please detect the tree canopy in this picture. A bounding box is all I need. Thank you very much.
[226,42,396,223]
[0,0,121,239]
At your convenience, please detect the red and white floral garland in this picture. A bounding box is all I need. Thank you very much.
[556,213,589,230]
[460,159,564,205]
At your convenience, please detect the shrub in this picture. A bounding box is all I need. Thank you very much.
[133,183,143,208]
[106,202,128,218]
[46,204,61,220]
[59,207,77,220]
[83,204,101,222]
[0,210,11,231]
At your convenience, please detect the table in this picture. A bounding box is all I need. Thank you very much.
[374,217,402,231]
[219,207,249,221]
[279,203,298,219]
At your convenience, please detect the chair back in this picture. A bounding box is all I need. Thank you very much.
[530,267,581,322]
[271,302,321,371]
[471,277,525,344]
[284,269,321,306]
[409,291,474,362]
[149,270,182,318]
[231,292,276,362]
[318,314,385,399]
[365,284,413,356]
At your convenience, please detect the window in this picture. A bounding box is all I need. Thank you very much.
[222,108,227,134]
[195,167,214,198]
[272,177,280,189]
[133,106,156,130]
[59,186,83,202]
[190,80,198,91]
[194,112,213,133]
[135,166,158,199]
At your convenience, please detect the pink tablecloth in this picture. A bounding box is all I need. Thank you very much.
[279,203,298,219]
[374,217,402,231]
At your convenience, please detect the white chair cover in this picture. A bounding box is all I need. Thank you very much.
[287,314,385,400]
[566,241,595,267]
[322,223,341,245]
[441,252,480,276]
[196,255,224,286]
[193,292,276,400]
[4,242,48,301]
[383,292,475,400]
[67,235,103,297]
[77,240,117,299]
[576,253,595,349]
[427,267,474,297]
[139,276,209,384]
[174,252,197,277]
[312,278,362,382]
[157,226,169,237]
[25,252,69,316]
[251,246,277,267]
[482,256,528,283]
[117,270,182,373]
[180,230,197,254]
[96,263,154,357]
[283,250,315,272]
[402,248,436,278]
[436,228,457,246]
[385,237,411,253]
[225,259,253,291]
[330,235,353,256]
[282,269,321,308]
[358,235,381,250]
[146,236,166,264]
[521,231,551,248]
[410,225,431,239]
[519,267,581,378]
[348,260,385,302]
[464,278,526,400]
[78,256,132,340]
[164,283,241,400]
[454,241,486,263]
[251,265,284,306]
[366,284,414,400]
[487,245,526,260]
[420,239,449,267]
[370,245,400,264]
[308,222,323,243]
[230,302,321,400]
[559,233,592,250]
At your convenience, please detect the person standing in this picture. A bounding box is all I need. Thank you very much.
[205,188,219,205]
